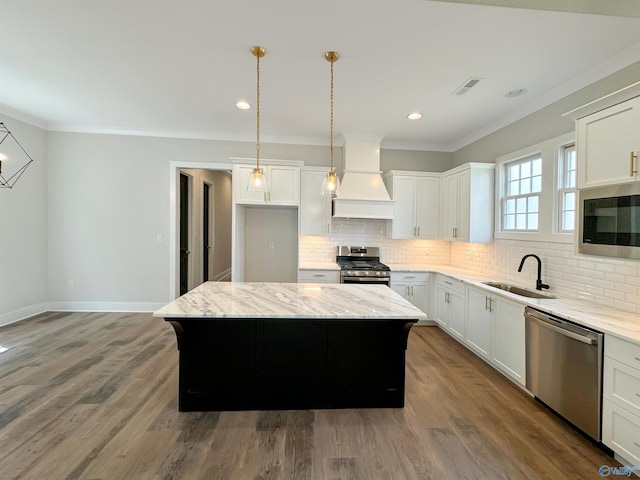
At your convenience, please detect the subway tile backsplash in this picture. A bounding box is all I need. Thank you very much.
[299,219,640,314]
[451,239,640,314]
[299,218,451,266]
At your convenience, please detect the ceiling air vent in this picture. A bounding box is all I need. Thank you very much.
[452,77,482,96]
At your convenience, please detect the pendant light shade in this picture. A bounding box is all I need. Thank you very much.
[0,122,34,189]
[321,51,340,196]
[247,46,268,192]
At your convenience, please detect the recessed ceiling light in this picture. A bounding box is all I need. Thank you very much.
[505,88,527,98]
[407,112,422,120]
[236,100,251,110]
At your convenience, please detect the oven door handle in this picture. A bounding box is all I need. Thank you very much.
[342,277,390,283]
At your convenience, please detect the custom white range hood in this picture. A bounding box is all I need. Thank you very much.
[333,135,394,219]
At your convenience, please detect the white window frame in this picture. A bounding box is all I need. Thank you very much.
[556,142,576,234]
[502,154,542,232]
[494,132,574,243]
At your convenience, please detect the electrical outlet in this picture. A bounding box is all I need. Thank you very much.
[268,242,275,250]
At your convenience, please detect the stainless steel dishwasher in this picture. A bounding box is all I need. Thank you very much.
[525,306,604,441]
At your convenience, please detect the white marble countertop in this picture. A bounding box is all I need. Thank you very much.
[388,263,640,345]
[154,282,427,320]
[298,262,340,271]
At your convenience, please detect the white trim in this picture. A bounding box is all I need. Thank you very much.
[169,160,234,301]
[47,302,165,312]
[212,268,232,282]
[494,132,575,243]
[0,303,49,327]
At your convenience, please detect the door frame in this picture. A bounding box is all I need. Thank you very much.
[169,161,234,300]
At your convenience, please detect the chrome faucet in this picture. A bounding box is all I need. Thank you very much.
[517,254,549,291]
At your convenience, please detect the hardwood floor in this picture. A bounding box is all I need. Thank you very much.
[0,312,620,479]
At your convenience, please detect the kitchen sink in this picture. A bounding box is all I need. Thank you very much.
[482,282,557,299]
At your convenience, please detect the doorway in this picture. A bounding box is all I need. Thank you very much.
[174,167,233,298]
[203,182,212,282]
[179,173,190,296]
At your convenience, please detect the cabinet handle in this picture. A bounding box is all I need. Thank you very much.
[631,152,638,177]
[445,292,450,304]
[417,226,421,237]
[326,223,330,233]
[485,296,490,311]
[410,285,414,296]
[444,280,452,285]
[490,298,494,313]
[405,275,416,279]
[313,274,326,277]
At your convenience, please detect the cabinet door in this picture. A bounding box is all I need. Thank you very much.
[434,284,449,329]
[455,169,471,242]
[409,282,429,315]
[465,287,492,360]
[442,173,458,241]
[492,297,526,385]
[577,98,640,188]
[300,170,331,235]
[447,290,465,341]
[268,165,299,205]
[415,177,439,239]
[235,164,267,204]
[390,282,409,301]
[390,176,417,238]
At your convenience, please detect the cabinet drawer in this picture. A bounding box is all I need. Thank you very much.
[604,357,640,417]
[436,275,465,295]
[390,271,430,283]
[603,398,640,464]
[605,335,640,369]
[298,270,339,283]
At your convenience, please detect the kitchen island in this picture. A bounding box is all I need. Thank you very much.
[154,282,426,411]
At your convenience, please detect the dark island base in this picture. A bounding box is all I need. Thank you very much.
[166,317,416,411]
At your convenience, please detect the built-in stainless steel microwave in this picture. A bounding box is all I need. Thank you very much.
[579,183,640,259]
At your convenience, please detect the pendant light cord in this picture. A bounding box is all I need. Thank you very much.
[329,58,334,173]
[256,50,261,170]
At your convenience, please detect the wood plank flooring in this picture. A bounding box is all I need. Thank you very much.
[0,311,620,479]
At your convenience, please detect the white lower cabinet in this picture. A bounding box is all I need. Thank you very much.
[434,275,465,341]
[491,296,526,386]
[466,286,525,386]
[603,335,640,465]
[297,269,340,284]
[465,286,492,360]
[390,272,430,316]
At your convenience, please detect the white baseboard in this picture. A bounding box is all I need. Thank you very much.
[0,301,167,327]
[47,301,165,312]
[212,268,232,282]
[0,303,49,327]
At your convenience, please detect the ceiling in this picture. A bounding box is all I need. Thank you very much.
[1,0,639,152]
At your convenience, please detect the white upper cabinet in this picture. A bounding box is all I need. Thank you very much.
[384,171,440,240]
[441,163,494,243]
[234,163,300,206]
[300,168,332,236]
[575,97,640,188]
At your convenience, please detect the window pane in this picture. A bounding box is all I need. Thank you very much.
[532,158,542,176]
[531,175,542,192]
[563,211,575,231]
[564,191,575,210]
[516,197,526,213]
[505,214,515,230]
[520,177,531,194]
[506,198,516,214]
[528,196,539,212]
[509,180,519,196]
[567,170,576,188]
[521,161,531,178]
[509,164,520,181]
[528,213,538,230]
[516,214,527,229]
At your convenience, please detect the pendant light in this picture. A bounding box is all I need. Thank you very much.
[321,51,340,196]
[0,122,34,189]
[247,46,267,192]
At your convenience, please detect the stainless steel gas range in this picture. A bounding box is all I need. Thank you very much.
[336,246,391,286]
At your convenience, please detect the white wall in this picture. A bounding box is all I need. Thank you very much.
[0,115,48,325]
